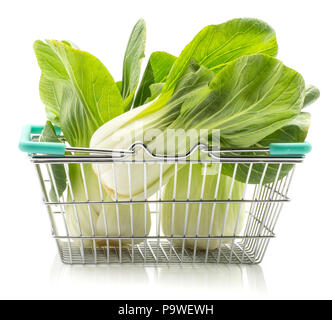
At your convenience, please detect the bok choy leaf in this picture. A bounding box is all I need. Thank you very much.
[34,40,124,148]
[221,112,311,184]
[34,26,151,245]
[39,121,66,201]
[162,18,278,95]
[219,83,319,184]
[133,51,176,107]
[91,54,305,199]
[303,84,320,108]
[171,54,304,147]
[121,19,146,108]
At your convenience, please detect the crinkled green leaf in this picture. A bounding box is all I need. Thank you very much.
[115,81,122,92]
[221,112,311,184]
[147,83,164,102]
[38,75,62,126]
[133,51,176,107]
[121,19,146,104]
[163,18,278,94]
[34,40,124,147]
[39,121,67,201]
[219,82,317,183]
[303,84,320,108]
[61,40,79,49]
[130,60,214,129]
[172,54,305,148]
[91,55,305,199]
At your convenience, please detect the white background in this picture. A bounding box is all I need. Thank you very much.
[1,0,331,300]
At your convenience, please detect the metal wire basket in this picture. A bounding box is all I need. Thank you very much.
[19,125,311,265]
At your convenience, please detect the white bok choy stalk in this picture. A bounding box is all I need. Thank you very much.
[161,164,246,250]
[89,62,212,199]
[65,163,150,247]
[94,202,151,247]
[90,54,305,200]
[34,19,151,247]
[89,17,281,199]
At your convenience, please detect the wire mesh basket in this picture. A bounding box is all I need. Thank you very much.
[19,125,311,264]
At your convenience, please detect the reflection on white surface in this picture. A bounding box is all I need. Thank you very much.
[50,255,150,286]
[154,264,267,296]
[50,255,267,298]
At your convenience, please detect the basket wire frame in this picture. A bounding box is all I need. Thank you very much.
[31,143,300,265]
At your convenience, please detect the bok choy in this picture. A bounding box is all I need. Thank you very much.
[162,164,246,250]
[33,17,319,252]
[90,54,305,199]
[34,20,150,246]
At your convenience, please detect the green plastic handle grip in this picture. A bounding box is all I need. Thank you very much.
[19,124,65,155]
[269,142,312,157]
[19,124,312,157]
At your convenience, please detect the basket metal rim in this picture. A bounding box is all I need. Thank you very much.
[29,141,305,164]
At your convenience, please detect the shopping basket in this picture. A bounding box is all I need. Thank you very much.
[19,124,312,265]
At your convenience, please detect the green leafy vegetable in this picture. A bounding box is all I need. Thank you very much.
[218,83,318,183]
[116,81,122,92]
[34,40,124,148]
[64,163,150,247]
[61,40,79,49]
[39,121,66,201]
[146,82,165,102]
[64,163,100,245]
[39,76,62,126]
[91,54,305,199]
[303,84,320,108]
[33,18,319,251]
[221,112,311,184]
[95,203,151,247]
[90,61,215,199]
[34,21,152,246]
[121,19,146,108]
[163,18,278,94]
[171,54,304,147]
[134,51,176,107]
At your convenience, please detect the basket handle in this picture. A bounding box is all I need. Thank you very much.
[19,124,65,155]
[269,142,312,157]
[19,124,312,157]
